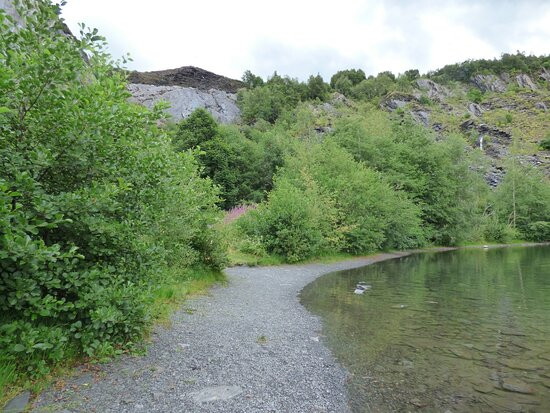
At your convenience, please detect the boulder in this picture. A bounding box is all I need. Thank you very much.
[471,74,507,93]
[515,74,537,90]
[535,102,547,111]
[127,83,240,124]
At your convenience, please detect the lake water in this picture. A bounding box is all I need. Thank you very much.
[300,246,550,412]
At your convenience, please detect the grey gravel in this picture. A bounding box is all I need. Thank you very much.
[31,253,413,413]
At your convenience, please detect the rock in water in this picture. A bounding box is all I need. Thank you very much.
[191,385,243,403]
[3,391,30,413]
[501,378,535,394]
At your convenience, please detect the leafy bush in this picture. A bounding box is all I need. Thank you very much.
[540,134,550,151]
[174,109,285,209]
[238,141,425,261]
[238,178,331,262]
[482,215,519,243]
[331,114,487,245]
[492,160,550,241]
[0,1,224,377]
[467,88,484,103]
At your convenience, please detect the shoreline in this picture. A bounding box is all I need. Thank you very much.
[30,243,548,412]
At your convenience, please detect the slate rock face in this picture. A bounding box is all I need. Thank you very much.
[515,74,537,90]
[415,78,449,101]
[471,74,507,93]
[127,83,240,124]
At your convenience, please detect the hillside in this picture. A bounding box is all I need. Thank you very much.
[1,2,549,408]
[127,66,244,93]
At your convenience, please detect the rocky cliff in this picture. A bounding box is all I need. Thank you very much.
[381,71,550,184]
[127,83,240,124]
[127,67,242,123]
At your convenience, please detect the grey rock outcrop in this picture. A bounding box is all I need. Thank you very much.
[468,103,483,117]
[535,102,547,111]
[471,74,507,93]
[380,93,417,110]
[540,68,550,83]
[515,74,537,90]
[0,0,19,21]
[127,83,240,124]
[415,78,449,101]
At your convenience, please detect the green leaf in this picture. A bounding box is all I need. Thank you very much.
[13,344,25,352]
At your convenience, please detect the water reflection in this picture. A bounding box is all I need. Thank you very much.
[300,246,550,412]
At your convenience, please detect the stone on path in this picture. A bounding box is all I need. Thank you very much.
[191,386,243,403]
[2,391,30,413]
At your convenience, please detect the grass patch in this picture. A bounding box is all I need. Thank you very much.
[150,266,225,326]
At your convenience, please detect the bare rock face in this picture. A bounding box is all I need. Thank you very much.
[515,74,537,90]
[0,0,19,22]
[471,74,507,93]
[468,103,483,117]
[540,68,550,83]
[127,83,240,124]
[415,78,449,101]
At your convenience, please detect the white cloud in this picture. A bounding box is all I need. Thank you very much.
[60,0,550,81]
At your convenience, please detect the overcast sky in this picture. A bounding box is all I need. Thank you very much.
[60,0,550,81]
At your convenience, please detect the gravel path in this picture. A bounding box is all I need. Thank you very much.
[32,252,413,413]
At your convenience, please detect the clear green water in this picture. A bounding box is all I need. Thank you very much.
[300,246,550,413]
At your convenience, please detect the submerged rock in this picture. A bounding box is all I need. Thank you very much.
[501,378,535,394]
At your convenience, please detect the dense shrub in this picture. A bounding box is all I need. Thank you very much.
[467,88,484,103]
[238,141,424,261]
[237,72,330,124]
[331,113,487,245]
[0,1,223,376]
[174,109,287,209]
[238,178,332,262]
[492,160,550,241]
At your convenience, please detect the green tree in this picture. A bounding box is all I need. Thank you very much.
[0,0,223,377]
[174,108,218,151]
[330,69,366,89]
[242,70,264,89]
[492,159,550,241]
[332,114,486,244]
[306,74,329,101]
